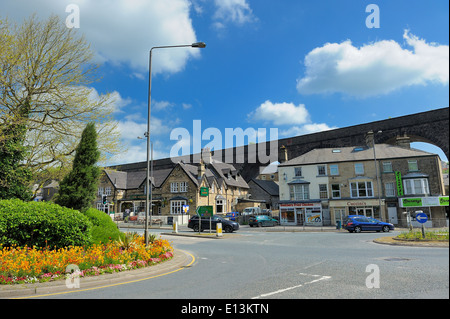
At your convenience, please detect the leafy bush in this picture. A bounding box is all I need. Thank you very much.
[83,208,122,244]
[0,199,92,249]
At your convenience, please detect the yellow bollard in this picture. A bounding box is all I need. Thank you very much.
[173,221,178,233]
[216,222,223,237]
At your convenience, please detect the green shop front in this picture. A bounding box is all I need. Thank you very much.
[398,196,449,228]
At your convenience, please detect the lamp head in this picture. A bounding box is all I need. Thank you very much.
[192,42,206,48]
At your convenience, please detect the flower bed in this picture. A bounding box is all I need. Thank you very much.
[0,235,173,285]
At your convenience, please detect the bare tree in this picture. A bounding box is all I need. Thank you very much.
[1,15,123,195]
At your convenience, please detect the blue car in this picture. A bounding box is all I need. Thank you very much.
[344,215,394,233]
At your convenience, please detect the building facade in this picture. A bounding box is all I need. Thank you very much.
[96,152,249,224]
[278,143,448,227]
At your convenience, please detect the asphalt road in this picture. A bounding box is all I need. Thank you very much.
[35,227,449,299]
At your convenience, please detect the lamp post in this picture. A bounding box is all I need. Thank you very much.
[369,130,383,221]
[145,42,206,246]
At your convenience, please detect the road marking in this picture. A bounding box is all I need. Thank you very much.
[11,251,196,299]
[251,273,331,299]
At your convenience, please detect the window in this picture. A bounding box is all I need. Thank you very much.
[408,160,418,172]
[294,167,302,177]
[170,200,186,214]
[317,165,326,176]
[329,165,339,176]
[382,162,393,173]
[403,178,429,195]
[385,182,395,197]
[289,184,310,200]
[105,187,112,195]
[354,163,364,175]
[216,199,226,213]
[319,184,328,199]
[179,182,188,192]
[170,182,178,193]
[331,184,341,199]
[350,181,373,198]
[98,187,104,195]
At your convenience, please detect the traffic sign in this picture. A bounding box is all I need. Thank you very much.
[182,205,189,214]
[415,212,428,224]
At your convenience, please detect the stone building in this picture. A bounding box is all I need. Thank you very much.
[96,151,249,224]
[278,141,448,227]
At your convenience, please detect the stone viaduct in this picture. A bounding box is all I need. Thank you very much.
[113,107,449,182]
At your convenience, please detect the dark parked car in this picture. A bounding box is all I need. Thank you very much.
[249,215,279,227]
[188,215,239,233]
[344,215,394,233]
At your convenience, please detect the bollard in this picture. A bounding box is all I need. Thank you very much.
[173,221,178,233]
[216,222,223,237]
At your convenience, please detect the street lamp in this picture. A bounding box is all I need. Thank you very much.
[144,42,206,246]
[369,130,383,221]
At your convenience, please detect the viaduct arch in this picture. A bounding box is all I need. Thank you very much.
[114,107,449,182]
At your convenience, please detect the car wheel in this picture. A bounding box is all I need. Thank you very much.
[193,224,199,232]
[354,226,362,233]
[224,225,233,233]
[249,224,253,227]
[382,225,390,232]
[258,222,262,227]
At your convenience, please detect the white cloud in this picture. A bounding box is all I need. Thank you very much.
[280,123,337,137]
[296,31,449,97]
[249,100,310,126]
[248,100,336,138]
[213,0,256,26]
[0,0,201,74]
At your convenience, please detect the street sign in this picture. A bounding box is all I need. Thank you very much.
[197,206,213,218]
[200,187,209,197]
[415,212,428,224]
[182,205,189,214]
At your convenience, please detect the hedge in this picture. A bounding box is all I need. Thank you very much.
[0,199,93,249]
[83,208,122,244]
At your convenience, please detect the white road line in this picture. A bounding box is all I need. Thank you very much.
[251,273,331,299]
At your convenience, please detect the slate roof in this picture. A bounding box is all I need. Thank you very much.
[279,144,438,167]
[250,179,279,196]
[103,159,249,190]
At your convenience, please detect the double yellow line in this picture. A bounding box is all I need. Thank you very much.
[12,251,195,299]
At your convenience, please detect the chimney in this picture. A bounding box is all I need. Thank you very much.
[202,147,212,164]
[198,159,205,180]
[365,131,375,147]
[280,145,288,163]
[396,133,411,149]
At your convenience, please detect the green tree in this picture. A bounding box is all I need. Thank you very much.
[55,122,100,212]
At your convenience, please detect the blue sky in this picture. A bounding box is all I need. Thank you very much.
[1,0,448,164]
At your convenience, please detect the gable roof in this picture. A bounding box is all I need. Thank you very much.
[250,179,279,196]
[279,144,438,167]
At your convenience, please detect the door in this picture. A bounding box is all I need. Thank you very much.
[387,207,398,225]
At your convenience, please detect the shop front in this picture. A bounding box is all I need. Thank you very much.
[279,200,323,226]
[329,199,386,226]
[398,196,448,228]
